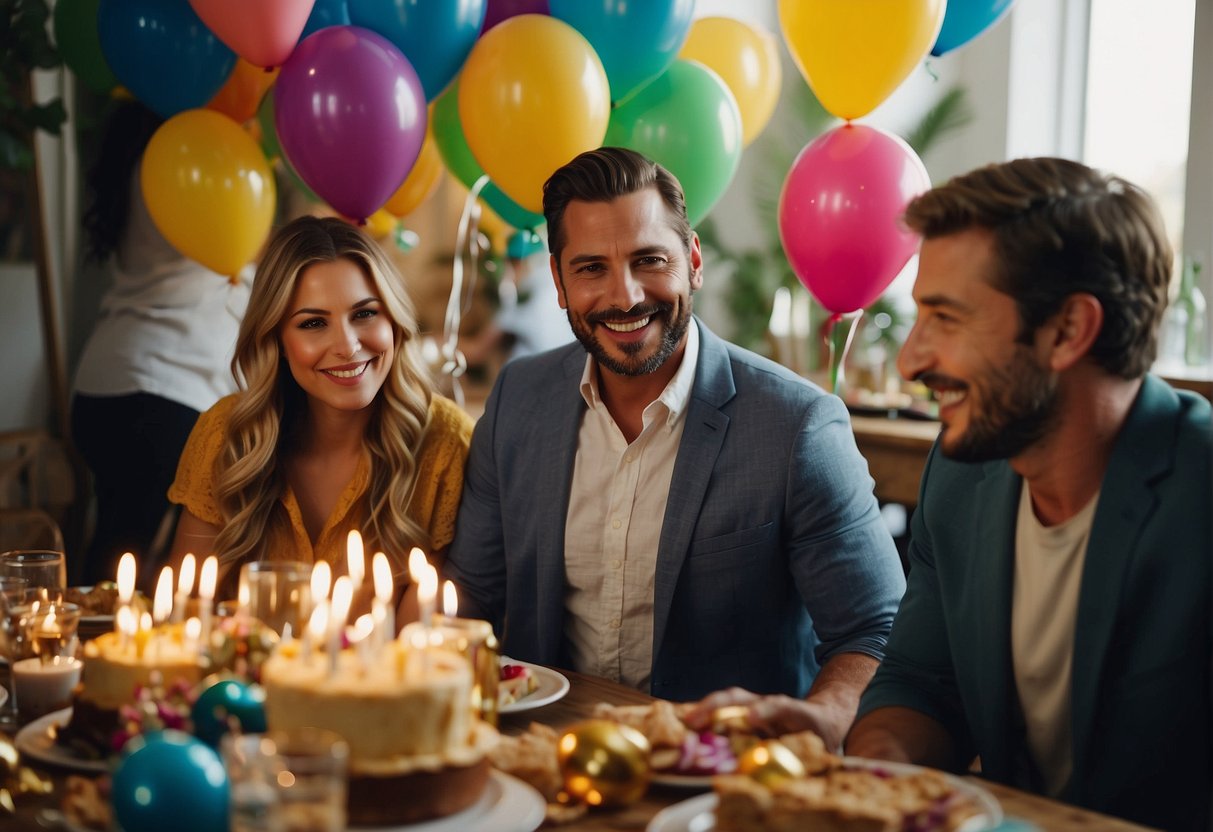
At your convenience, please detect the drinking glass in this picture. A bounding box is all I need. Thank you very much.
[222,727,349,832]
[0,577,34,727]
[0,549,67,602]
[238,561,312,638]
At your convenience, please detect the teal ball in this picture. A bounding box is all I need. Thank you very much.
[191,677,268,748]
[112,730,229,832]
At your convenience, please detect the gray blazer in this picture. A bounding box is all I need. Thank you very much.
[445,319,906,701]
[859,375,1212,831]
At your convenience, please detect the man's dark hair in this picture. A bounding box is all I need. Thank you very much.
[904,157,1173,379]
[542,147,692,266]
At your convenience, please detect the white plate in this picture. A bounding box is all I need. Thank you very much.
[15,708,112,774]
[354,770,545,832]
[646,758,1004,832]
[498,659,570,714]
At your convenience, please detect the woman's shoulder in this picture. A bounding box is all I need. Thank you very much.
[427,394,475,440]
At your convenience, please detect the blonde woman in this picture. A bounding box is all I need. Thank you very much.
[167,216,472,600]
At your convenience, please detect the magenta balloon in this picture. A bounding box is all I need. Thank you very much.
[481,0,548,33]
[778,124,930,315]
[274,26,426,221]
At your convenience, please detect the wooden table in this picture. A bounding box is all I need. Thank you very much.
[850,414,939,507]
[4,666,1157,831]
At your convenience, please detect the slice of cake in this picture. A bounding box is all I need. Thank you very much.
[499,662,539,706]
[261,640,498,826]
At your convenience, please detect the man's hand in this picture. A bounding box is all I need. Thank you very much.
[845,707,960,771]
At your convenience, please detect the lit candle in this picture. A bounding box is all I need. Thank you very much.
[116,552,136,649]
[418,565,438,627]
[328,577,353,676]
[153,567,174,626]
[185,616,201,656]
[135,612,153,660]
[173,554,196,624]
[443,580,458,618]
[347,530,365,589]
[116,606,137,659]
[350,614,374,671]
[199,556,217,655]
[237,580,250,625]
[372,552,395,650]
[408,624,427,681]
[12,656,82,720]
[304,599,328,666]
[311,561,331,610]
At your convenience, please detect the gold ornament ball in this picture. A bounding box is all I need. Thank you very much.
[736,739,806,787]
[557,719,652,807]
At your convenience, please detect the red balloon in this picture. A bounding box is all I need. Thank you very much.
[778,124,930,315]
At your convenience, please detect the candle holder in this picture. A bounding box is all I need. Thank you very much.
[25,601,82,663]
[430,615,500,727]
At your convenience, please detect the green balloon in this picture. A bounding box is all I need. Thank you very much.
[605,60,743,227]
[54,0,117,94]
[257,92,322,205]
[433,81,544,231]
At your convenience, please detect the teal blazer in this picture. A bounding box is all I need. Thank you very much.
[858,375,1212,831]
[445,319,906,701]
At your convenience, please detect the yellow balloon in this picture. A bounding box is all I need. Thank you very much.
[364,208,400,239]
[459,15,610,214]
[141,109,276,278]
[680,17,782,147]
[383,123,443,218]
[778,0,945,121]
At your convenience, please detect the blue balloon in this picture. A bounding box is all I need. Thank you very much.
[97,0,236,118]
[507,229,544,259]
[112,730,229,832]
[301,0,351,40]
[191,678,268,748]
[347,0,487,101]
[930,0,1018,57]
[549,0,694,104]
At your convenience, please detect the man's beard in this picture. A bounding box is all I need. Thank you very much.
[931,347,1059,463]
[567,300,692,377]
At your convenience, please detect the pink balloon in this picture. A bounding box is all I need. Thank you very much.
[778,124,930,315]
[275,26,427,223]
[188,0,315,68]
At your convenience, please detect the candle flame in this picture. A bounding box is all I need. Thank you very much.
[443,580,458,617]
[330,576,353,629]
[347,530,366,586]
[311,561,331,603]
[238,580,249,608]
[42,607,58,633]
[185,617,201,641]
[407,548,428,584]
[349,613,374,643]
[372,553,393,603]
[117,553,136,603]
[178,554,196,595]
[153,567,174,624]
[140,611,152,631]
[199,556,218,600]
[116,605,136,636]
[409,626,427,650]
[307,600,329,640]
[418,565,438,608]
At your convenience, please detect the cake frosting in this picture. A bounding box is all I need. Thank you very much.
[77,625,205,710]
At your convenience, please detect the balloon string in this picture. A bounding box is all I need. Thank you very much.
[924,59,939,83]
[826,310,864,397]
[442,174,491,408]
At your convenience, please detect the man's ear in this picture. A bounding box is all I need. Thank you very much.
[689,233,704,292]
[551,254,567,310]
[1044,293,1103,371]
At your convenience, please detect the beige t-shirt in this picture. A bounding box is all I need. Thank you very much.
[563,324,699,690]
[1011,479,1100,796]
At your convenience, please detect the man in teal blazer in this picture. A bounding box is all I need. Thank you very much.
[847,158,1212,831]
[445,148,906,748]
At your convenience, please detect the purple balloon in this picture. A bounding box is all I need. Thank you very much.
[275,25,426,221]
[481,0,548,33]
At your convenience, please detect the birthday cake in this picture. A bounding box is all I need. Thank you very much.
[56,624,205,758]
[261,640,498,826]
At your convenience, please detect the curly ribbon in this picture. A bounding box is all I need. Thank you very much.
[824,309,864,397]
[441,174,492,408]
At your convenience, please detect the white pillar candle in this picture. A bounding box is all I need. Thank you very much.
[198,556,217,655]
[13,656,82,720]
[372,552,395,650]
[173,554,196,624]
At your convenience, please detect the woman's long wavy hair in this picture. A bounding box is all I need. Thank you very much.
[211,216,436,573]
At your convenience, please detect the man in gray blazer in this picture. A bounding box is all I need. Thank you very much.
[444,147,906,749]
[845,158,1212,831]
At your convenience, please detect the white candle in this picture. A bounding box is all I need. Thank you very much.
[417,565,438,627]
[350,614,374,672]
[199,556,218,654]
[12,656,82,720]
[116,606,137,659]
[185,616,201,656]
[153,567,173,626]
[372,552,395,649]
[116,553,137,649]
[328,577,353,676]
[407,624,427,682]
[310,561,331,611]
[173,554,196,624]
[304,600,329,666]
[442,580,458,618]
[347,530,365,590]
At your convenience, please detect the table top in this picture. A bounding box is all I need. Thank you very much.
[4,665,1156,831]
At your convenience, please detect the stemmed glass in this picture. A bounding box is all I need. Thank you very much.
[0,549,67,603]
[0,576,34,727]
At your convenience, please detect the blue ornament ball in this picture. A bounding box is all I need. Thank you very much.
[191,677,268,748]
[112,730,229,832]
